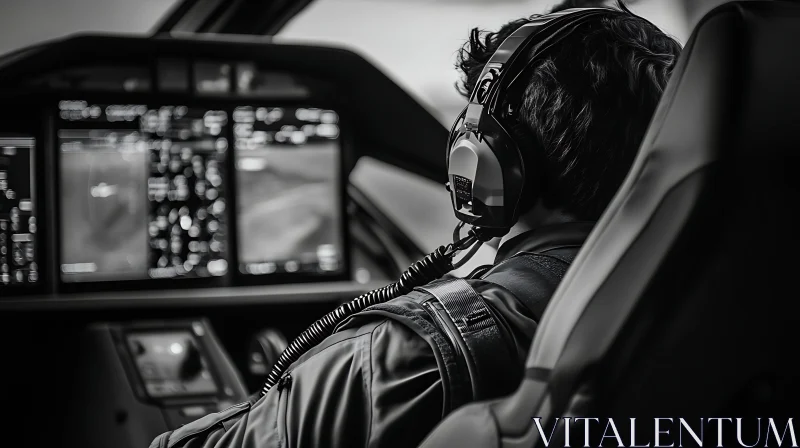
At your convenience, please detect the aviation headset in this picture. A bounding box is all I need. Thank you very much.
[446,6,621,235]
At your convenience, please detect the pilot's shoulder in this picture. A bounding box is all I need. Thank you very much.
[294,316,393,366]
[467,251,577,322]
[331,289,446,351]
[478,250,575,286]
[334,289,433,329]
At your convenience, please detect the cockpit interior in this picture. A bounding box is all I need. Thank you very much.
[1,0,797,447]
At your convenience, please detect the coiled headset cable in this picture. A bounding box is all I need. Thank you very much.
[259,224,493,397]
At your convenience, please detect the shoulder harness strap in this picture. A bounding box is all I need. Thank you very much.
[418,278,514,401]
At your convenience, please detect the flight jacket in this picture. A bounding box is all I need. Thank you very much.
[149,221,594,448]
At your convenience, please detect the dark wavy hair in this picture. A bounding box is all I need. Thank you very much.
[456,0,681,221]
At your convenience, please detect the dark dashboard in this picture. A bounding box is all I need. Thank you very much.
[0,32,449,309]
[0,33,449,447]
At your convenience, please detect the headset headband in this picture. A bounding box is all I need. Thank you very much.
[473,8,614,115]
[452,7,616,157]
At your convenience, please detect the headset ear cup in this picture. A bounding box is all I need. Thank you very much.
[506,122,543,217]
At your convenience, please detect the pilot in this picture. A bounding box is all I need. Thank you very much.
[150,2,681,447]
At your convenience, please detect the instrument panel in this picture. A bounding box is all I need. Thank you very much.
[0,136,38,286]
[57,102,232,283]
[0,37,358,299]
[233,105,343,277]
[55,101,344,286]
[50,100,346,291]
[0,32,449,304]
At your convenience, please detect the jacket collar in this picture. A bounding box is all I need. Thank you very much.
[494,221,596,263]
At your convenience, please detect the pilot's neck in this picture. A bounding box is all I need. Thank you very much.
[498,201,577,249]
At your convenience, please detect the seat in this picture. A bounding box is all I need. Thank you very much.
[419,2,800,447]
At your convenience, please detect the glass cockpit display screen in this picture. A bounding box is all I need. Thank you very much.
[126,331,219,398]
[58,101,229,282]
[0,137,38,287]
[234,106,344,276]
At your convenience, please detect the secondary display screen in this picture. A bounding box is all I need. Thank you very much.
[127,331,218,398]
[234,106,344,276]
[0,137,38,287]
[58,101,229,282]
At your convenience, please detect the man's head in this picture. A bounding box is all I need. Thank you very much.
[456,1,681,222]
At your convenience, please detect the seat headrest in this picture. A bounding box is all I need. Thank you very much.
[523,0,800,408]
